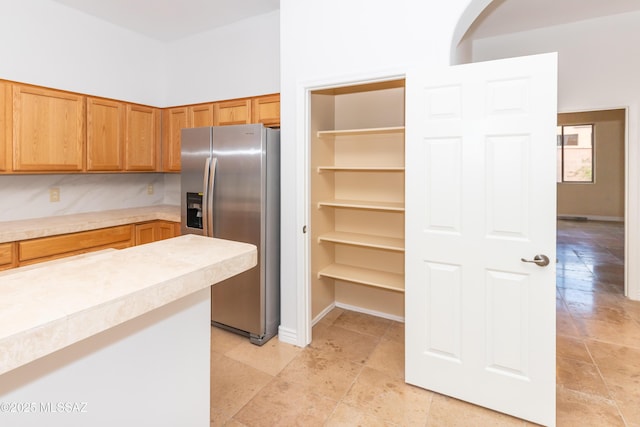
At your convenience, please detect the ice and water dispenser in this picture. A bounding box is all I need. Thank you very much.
[186,192,203,230]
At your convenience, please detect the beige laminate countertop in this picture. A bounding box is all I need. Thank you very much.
[0,234,256,376]
[0,205,181,244]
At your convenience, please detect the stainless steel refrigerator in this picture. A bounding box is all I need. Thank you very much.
[180,124,280,345]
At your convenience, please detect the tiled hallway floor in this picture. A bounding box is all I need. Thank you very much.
[211,220,640,426]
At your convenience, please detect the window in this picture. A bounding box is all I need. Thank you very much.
[557,124,594,183]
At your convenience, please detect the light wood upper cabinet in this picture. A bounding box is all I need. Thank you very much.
[189,103,214,128]
[252,94,280,127]
[161,107,187,172]
[1,80,279,174]
[214,99,251,126]
[0,81,10,172]
[125,104,160,171]
[87,97,125,171]
[12,84,85,171]
[162,104,215,172]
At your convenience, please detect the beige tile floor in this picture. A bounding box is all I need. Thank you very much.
[211,220,640,426]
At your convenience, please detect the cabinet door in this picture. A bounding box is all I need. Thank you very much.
[125,104,160,171]
[134,222,156,245]
[13,84,85,171]
[188,104,214,128]
[214,99,251,126]
[0,242,16,271]
[135,221,178,245]
[156,221,178,241]
[87,97,125,171]
[0,81,10,172]
[252,94,280,127]
[161,107,187,172]
[188,104,213,128]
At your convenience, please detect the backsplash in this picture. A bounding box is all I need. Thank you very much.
[0,174,181,222]
[163,173,181,206]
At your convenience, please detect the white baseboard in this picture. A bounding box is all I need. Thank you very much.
[335,302,405,323]
[277,326,298,346]
[312,303,337,326]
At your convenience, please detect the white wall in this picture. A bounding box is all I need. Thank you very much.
[0,1,280,106]
[279,0,475,345]
[471,12,640,112]
[0,1,279,221]
[469,11,640,299]
[0,0,171,220]
[0,0,166,106]
[164,10,280,106]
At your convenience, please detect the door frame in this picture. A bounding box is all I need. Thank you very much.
[451,0,640,304]
[292,69,639,348]
[557,105,631,297]
[291,66,618,344]
[295,69,407,347]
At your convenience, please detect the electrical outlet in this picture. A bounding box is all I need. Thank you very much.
[147,184,154,195]
[50,187,60,203]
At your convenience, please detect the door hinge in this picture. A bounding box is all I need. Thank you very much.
[303,225,307,234]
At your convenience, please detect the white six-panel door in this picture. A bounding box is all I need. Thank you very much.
[405,53,558,426]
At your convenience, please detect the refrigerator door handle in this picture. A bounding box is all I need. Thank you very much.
[202,157,212,237]
[208,157,218,237]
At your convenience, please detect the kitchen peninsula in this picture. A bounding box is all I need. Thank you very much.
[0,234,256,426]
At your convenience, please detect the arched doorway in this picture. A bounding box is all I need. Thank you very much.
[449,0,640,302]
[448,2,640,425]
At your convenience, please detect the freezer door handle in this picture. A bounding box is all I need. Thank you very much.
[208,157,218,237]
[202,157,212,237]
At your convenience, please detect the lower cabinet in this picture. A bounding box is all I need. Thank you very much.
[135,220,180,245]
[0,242,16,271]
[13,221,180,267]
[18,225,135,266]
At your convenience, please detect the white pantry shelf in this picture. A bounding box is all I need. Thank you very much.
[318,231,404,252]
[317,166,404,172]
[317,126,405,138]
[317,199,405,212]
[318,263,405,293]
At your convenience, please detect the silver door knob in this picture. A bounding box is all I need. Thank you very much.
[520,254,550,267]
